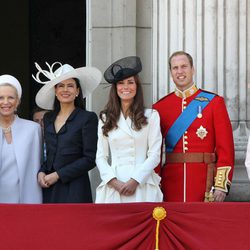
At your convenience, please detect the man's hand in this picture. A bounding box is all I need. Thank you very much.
[213,190,226,202]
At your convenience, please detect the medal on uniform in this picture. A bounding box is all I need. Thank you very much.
[197,105,202,118]
[196,125,208,139]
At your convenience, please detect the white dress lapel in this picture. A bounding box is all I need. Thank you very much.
[11,116,23,176]
[117,112,133,137]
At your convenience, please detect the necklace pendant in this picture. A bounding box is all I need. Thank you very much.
[2,126,11,134]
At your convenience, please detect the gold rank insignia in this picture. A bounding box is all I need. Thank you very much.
[195,96,209,102]
[196,125,208,139]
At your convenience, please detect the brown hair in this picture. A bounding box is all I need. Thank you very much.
[100,75,147,136]
[168,51,193,69]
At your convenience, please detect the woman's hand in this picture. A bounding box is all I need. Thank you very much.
[43,172,60,187]
[37,172,47,188]
[120,178,139,196]
[108,178,125,193]
[38,172,59,188]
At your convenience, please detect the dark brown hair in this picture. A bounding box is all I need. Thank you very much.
[168,51,193,69]
[100,75,147,136]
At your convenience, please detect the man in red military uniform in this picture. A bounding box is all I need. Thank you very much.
[153,51,234,202]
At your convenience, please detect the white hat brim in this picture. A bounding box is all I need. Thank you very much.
[35,67,102,110]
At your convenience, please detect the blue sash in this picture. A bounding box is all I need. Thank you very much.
[165,91,216,152]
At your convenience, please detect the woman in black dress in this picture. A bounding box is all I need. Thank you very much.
[33,62,102,203]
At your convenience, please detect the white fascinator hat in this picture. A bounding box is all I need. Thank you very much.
[32,62,102,110]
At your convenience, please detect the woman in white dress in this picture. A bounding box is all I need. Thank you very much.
[0,75,42,203]
[95,56,163,203]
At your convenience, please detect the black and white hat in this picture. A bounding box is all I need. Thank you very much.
[32,62,102,110]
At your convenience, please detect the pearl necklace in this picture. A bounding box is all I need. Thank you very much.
[2,126,11,134]
[0,116,15,134]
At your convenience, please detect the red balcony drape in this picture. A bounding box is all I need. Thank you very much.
[0,202,249,250]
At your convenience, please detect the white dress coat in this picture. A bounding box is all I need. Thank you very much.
[95,109,163,203]
[0,116,42,203]
[245,136,250,180]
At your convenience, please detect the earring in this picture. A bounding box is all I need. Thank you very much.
[76,95,78,97]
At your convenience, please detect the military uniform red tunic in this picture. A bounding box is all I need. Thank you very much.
[153,85,234,202]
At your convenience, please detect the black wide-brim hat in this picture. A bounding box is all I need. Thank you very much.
[104,56,142,84]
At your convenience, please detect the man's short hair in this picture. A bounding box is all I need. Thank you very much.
[168,51,193,69]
